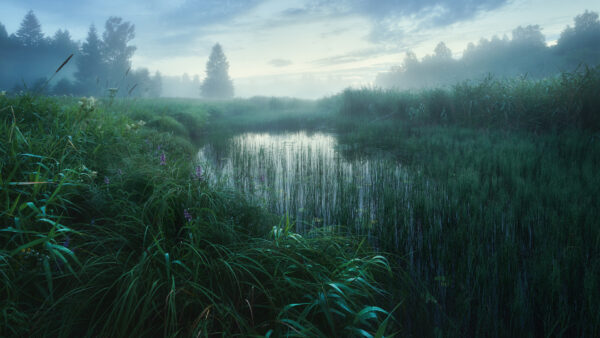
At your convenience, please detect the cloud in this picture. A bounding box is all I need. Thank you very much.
[161,0,263,26]
[269,58,293,67]
[313,47,398,66]
[299,0,510,42]
[280,8,309,17]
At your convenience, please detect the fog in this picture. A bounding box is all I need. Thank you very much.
[0,1,598,99]
[376,11,600,89]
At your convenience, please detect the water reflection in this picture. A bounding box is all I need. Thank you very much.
[198,132,409,238]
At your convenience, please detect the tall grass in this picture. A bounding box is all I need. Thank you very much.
[199,126,600,336]
[0,93,397,336]
[337,65,600,132]
[3,64,599,336]
[193,67,600,336]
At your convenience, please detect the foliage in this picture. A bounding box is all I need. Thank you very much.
[102,17,136,89]
[75,25,105,96]
[346,65,600,131]
[15,10,44,47]
[377,10,600,89]
[201,43,234,99]
[0,93,395,336]
[0,12,161,97]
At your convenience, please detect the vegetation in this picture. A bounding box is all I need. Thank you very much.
[201,43,235,99]
[0,12,161,97]
[377,10,600,89]
[2,65,600,336]
[0,93,394,336]
[194,66,600,336]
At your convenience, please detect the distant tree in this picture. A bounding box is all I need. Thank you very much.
[52,78,75,95]
[508,25,553,76]
[192,74,200,87]
[76,25,105,94]
[102,17,136,89]
[0,22,11,89]
[51,29,78,52]
[150,71,163,97]
[15,10,44,47]
[126,68,150,97]
[556,10,600,66]
[434,42,453,60]
[0,22,8,42]
[511,25,545,48]
[201,43,234,99]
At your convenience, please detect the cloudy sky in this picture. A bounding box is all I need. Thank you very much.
[1,0,598,97]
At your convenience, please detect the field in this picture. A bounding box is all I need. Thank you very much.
[2,67,600,337]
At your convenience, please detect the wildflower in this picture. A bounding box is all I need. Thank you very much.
[157,144,162,150]
[184,209,192,222]
[63,235,70,248]
[160,152,166,165]
[259,174,265,183]
[195,165,203,179]
[78,96,96,112]
[117,169,123,176]
[104,176,110,184]
[137,120,146,126]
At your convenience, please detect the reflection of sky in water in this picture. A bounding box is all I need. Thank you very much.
[198,132,409,238]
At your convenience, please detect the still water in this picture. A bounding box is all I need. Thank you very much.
[198,132,411,240]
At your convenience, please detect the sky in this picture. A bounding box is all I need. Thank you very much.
[1,0,598,98]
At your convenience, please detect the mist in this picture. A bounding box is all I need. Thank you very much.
[3,2,600,336]
[376,11,600,90]
[1,3,597,99]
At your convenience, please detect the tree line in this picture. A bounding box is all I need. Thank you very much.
[0,11,162,97]
[376,11,600,89]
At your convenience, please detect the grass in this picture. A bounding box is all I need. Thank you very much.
[336,65,600,132]
[199,127,600,337]
[0,93,397,336]
[194,66,600,336]
[2,65,599,336]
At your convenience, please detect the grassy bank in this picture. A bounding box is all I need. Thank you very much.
[336,65,600,132]
[330,68,600,336]
[0,94,396,336]
[190,67,600,336]
[2,65,599,337]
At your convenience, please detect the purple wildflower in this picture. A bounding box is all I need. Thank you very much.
[183,209,192,222]
[117,169,123,175]
[63,235,70,248]
[157,144,162,150]
[259,174,265,183]
[195,165,203,179]
[104,176,110,184]
[160,152,166,165]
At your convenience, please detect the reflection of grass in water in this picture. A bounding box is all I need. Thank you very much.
[201,126,600,336]
[1,95,396,337]
[199,132,411,237]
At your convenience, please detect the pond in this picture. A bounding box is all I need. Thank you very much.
[198,131,415,247]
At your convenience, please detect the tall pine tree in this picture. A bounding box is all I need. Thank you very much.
[76,25,105,94]
[201,43,234,99]
[15,10,44,47]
